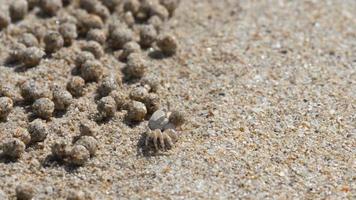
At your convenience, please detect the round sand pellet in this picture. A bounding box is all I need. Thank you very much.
[129,86,149,102]
[150,2,169,20]
[13,128,31,145]
[75,136,98,156]
[127,100,147,121]
[2,138,25,159]
[87,29,107,44]
[51,139,70,160]
[28,119,48,143]
[67,76,85,97]
[15,184,35,200]
[144,93,160,114]
[156,34,178,56]
[32,98,54,119]
[59,23,78,46]
[79,119,97,137]
[81,41,104,58]
[81,60,104,82]
[10,0,28,22]
[20,80,52,102]
[98,75,120,97]
[97,96,117,118]
[159,0,180,16]
[0,11,10,30]
[44,32,64,53]
[148,15,163,30]
[93,4,110,21]
[109,27,133,49]
[19,33,39,47]
[123,0,140,14]
[69,145,90,166]
[40,0,63,16]
[120,41,141,61]
[0,97,13,120]
[124,53,147,79]
[21,47,45,67]
[101,0,120,12]
[109,90,128,110]
[139,24,157,48]
[75,51,95,68]
[169,110,186,127]
[53,87,73,111]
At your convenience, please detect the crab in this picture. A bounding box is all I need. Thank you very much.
[145,128,178,151]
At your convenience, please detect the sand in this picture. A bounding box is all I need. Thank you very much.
[0,0,355,199]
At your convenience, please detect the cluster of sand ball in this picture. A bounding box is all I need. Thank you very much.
[0,0,184,173]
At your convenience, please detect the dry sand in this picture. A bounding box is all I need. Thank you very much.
[0,0,355,199]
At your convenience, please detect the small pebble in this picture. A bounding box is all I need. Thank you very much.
[21,47,45,67]
[127,100,147,121]
[20,80,52,102]
[75,136,98,156]
[53,87,73,111]
[124,53,147,79]
[0,11,10,30]
[59,22,78,46]
[98,75,120,97]
[120,41,141,61]
[75,51,95,68]
[32,98,54,119]
[156,34,178,56]
[69,145,90,166]
[2,138,25,159]
[79,119,97,137]
[15,184,35,200]
[109,90,128,110]
[44,31,64,53]
[51,139,70,160]
[28,119,48,143]
[10,0,28,22]
[139,24,157,48]
[18,33,39,47]
[40,0,63,16]
[87,29,107,44]
[13,128,31,145]
[67,76,85,97]
[109,26,133,49]
[81,41,104,58]
[129,86,148,102]
[0,97,13,120]
[97,96,117,118]
[81,60,104,82]
[148,109,168,130]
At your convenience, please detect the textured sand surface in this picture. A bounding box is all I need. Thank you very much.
[0,0,355,199]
